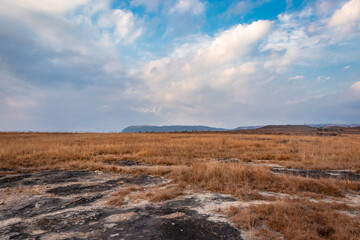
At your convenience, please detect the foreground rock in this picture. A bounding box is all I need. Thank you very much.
[0,170,242,240]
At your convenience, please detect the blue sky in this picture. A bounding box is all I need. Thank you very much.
[0,0,360,131]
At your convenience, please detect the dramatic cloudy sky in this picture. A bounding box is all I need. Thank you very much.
[0,0,360,131]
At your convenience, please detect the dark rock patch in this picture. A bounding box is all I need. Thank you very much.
[93,202,242,240]
[211,194,236,202]
[46,183,115,196]
[35,210,103,232]
[0,168,15,172]
[0,194,104,220]
[0,197,63,220]
[64,194,104,209]
[215,158,239,163]
[0,223,33,240]
[158,217,242,240]
[271,168,360,181]
[119,174,161,185]
[0,174,32,188]
[0,170,93,188]
[33,170,92,184]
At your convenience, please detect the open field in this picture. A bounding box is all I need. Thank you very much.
[1,132,360,239]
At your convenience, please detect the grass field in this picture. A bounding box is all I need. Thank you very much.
[1,132,360,239]
[1,132,360,170]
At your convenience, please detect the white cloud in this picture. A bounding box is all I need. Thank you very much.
[350,81,360,92]
[98,9,143,44]
[5,97,37,108]
[132,106,162,115]
[344,65,351,69]
[0,0,143,48]
[170,0,205,15]
[315,0,337,16]
[2,0,89,14]
[129,20,272,119]
[197,20,272,65]
[328,0,360,27]
[262,12,327,72]
[349,81,360,100]
[0,0,144,81]
[289,75,304,81]
[317,76,331,81]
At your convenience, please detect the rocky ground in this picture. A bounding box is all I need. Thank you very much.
[1,160,360,240]
[0,169,243,240]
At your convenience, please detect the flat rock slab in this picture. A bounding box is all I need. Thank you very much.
[0,170,243,240]
[271,168,360,181]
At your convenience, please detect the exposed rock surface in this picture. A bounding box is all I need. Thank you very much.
[0,170,243,240]
[271,167,360,181]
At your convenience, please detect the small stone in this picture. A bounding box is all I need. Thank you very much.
[104,223,116,228]
[171,222,175,226]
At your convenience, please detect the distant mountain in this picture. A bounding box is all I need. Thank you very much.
[255,125,317,132]
[122,125,228,133]
[234,126,264,130]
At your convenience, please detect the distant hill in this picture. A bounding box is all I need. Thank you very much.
[256,125,317,132]
[122,125,228,133]
[234,126,264,130]
[122,124,360,134]
[307,124,360,128]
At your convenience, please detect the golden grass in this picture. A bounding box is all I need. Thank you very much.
[228,200,360,240]
[127,184,184,203]
[108,187,134,206]
[171,161,353,197]
[108,183,184,206]
[1,132,360,170]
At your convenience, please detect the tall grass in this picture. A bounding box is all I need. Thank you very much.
[1,132,360,170]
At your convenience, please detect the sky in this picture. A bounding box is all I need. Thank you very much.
[0,0,360,132]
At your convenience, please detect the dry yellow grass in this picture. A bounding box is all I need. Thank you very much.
[1,132,360,170]
[228,200,360,240]
[108,183,184,206]
[170,161,350,197]
[127,184,184,203]
[108,187,135,206]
